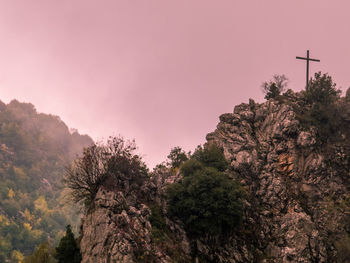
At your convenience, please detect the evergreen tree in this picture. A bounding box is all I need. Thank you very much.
[55,225,81,263]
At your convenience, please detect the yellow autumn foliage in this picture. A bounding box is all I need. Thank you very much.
[23,222,32,231]
[0,215,9,226]
[24,208,34,222]
[8,188,15,199]
[11,250,24,263]
[31,229,44,240]
[34,196,48,213]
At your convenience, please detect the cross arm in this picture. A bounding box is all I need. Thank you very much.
[296,56,320,62]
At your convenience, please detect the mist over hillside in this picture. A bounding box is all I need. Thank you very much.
[0,99,93,261]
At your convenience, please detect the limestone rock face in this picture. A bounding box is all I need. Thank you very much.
[80,168,191,263]
[80,95,350,262]
[80,189,152,263]
[206,98,350,262]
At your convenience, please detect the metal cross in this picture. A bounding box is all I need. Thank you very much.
[296,50,320,88]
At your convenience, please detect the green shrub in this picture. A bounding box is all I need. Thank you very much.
[192,144,228,172]
[180,159,203,177]
[167,145,244,238]
[304,72,340,105]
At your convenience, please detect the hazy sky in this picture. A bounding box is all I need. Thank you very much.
[0,1,349,167]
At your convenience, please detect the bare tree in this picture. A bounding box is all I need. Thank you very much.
[64,136,148,208]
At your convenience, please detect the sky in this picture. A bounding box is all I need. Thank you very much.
[0,1,349,167]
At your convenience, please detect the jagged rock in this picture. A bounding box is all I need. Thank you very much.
[206,98,350,262]
[80,172,191,263]
[80,97,350,262]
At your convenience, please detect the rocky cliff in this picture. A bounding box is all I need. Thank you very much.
[79,90,350,262]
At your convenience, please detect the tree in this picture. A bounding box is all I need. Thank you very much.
[167,146,188,168]
[65,136,148,208]
[304,72,340,105]
[261,74,289,100]
[166,144,244,238]
[300,72,341,143]
[192,144,228,172]
[180,158,204,177]
[55,225,81,263]
[24,242,56,263]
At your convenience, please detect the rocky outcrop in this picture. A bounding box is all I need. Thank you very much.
[80,189,152,262]
[80,168,191,263]
[206,96,350,262]
[80,92,350,262]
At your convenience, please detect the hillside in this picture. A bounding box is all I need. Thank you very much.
[76,74,350,262]
[0,100,93,261]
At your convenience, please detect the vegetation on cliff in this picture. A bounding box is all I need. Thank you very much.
[264,72,344,145]
[18,70,350,262]
[166,145,245,238]
[65,136,148,210]
[297,72,342,144]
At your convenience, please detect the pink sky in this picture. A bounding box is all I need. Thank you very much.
[0,0,349,167]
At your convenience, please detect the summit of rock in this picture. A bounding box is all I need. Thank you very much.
[80,89,350,262]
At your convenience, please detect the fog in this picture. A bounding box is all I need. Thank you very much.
[0,0,349,167]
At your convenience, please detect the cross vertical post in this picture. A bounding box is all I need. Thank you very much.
[306,50,309,88]
[296,50,320,88]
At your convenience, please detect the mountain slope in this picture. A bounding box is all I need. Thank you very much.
[0,100,93,261]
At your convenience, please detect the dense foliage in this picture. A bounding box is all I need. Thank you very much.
[55,225,81,263]
[166,146,188,168]
[166,144,244,238]
[192,144,229,172]
[0,100,92,261]
[298,72,342,143]
[65,137,148,209]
